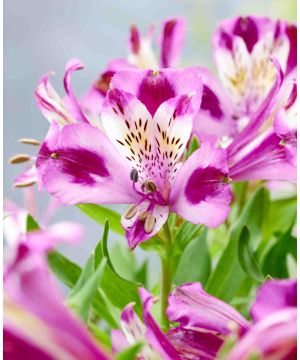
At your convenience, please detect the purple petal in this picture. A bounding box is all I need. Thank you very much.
[159,17,185,68]
[122,202,169,250]
[227,309,296,360]
[4,327,55,360]
[129,25,141,54]
[285,24,297,75]
[167,283,250,335]
[110,68,203,116]
[167,327,223,360]
[228,132,296,182]
[170,143,232,228]
[193,67,236,144]
[250,279,297,323]
[36,122,138,205]
[139,288,181,360]
[4,237,110,360]
[63,58,90,124]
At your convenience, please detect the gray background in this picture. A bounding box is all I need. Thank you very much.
[4,0,296,274]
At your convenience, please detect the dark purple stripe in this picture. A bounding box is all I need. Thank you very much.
[233,17,258,53]
[137,71,175,116]
[201,85,223,120]
[185,166,226,204]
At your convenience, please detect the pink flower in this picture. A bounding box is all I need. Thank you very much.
[166,280,296,359]
[36,68,232,249]
[4,233,111,360]
[194,16,296,143]
[81,18,185,116]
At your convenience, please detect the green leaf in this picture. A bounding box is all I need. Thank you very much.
[48,249,119,328]
[99,223,142,315]
[186,136,200,158]
[77,204,124,235]
[262,231,296,278]
[116,342,144,360]
[48,250,81,288]
[206,187,269,302]
[237,226,264,282]
[260,196,296,253]
[26,214,40,232]
[174,228,211,286]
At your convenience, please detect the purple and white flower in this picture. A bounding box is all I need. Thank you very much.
[36,68,232,249]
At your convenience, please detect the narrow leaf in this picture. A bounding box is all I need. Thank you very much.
[26,214,40,232]
[237,226,264,282]
[77,204,124,235]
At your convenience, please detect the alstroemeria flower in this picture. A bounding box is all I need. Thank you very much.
[166,280,296,360]
[4,233,111,360]
[226,62,296,182]
[112,288,181,360]
[36,68,232,249]
[227,279,297,360]
[195,16,296,142]
[4,187,84,262]
[81,18,185,116]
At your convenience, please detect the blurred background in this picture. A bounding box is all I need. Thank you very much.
[4,0,296,279]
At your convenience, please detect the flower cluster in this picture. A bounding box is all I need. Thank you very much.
[5,15,297,360]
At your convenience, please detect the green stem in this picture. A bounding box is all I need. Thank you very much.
[160,222,172,330]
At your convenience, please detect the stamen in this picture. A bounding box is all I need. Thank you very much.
[124,204,138,220]
[152,69,160,76]
[221,176,233,184]
[144,214,156,233]
[279,139,286,146]
[51,152,59,159]
[8,154,31,164]
[130,168,139,183]
[14,180,36,188]
[142,180,157,193]
[19,138,41,146]
[138,211,149,221]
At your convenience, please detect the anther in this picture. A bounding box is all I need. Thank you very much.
[144,214,156,233]
[130,168,139,183]
[279,139,286,146]
[124,204,138,220]
[19,138,41,146]
[51,152,59,159]
[8,154,31,164]
[221,176,232,184]
[138,211,149,221]
[142,180,157,193]
[14,180,36,188]
[152,69,160,76]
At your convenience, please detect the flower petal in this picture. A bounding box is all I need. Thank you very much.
[159,17,185,68]
[35,59,90,126]
[4,238,110,360]
[227,309,297,360]
[228,132,296,181]
[101,88,156,184]
[170,143,232,228]
[167,283,250,335]
[193,67,236,144]
[36,122,138,205]
[153,93,201,190]
[110,68,203,116]
[63,58,90,124]
[139,288,181,360]
[250,279,297,323]
[167,327,223,360]
[122,201,169,250]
